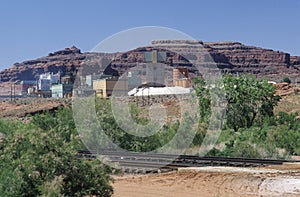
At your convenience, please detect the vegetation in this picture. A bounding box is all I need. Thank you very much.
[94,98,191,152]
[192,74,300,158]
[0,107,113,197]
[222,74,280,131]
[90,74,300,158]
[283,77,292,84]
[1,73,300,196]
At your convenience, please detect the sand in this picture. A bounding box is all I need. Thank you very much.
[113,166,300,197]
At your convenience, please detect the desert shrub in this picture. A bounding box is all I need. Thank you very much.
[283,77,291,84]
[0,107,113,197]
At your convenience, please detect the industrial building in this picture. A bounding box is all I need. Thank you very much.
[20,80,37,95]
[127,71,142,90]
[146,63,165,85]
[173,67,192,88]
[51,84,73,98]
[85,74,112,87]
[128,86,194,96]
[38,72,61,89]
[93,77,128,98]
[37,72,61,92]
[38,79,51,91]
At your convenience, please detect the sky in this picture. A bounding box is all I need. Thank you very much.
[1,0,300,71]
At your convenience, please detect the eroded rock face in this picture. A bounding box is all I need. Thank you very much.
[0,47,116,82]
[0,46,86,82]
[0,41,300,83]
[203,41,295,81]
[152,40,300,82]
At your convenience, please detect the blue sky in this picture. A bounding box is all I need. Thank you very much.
[1,0,300,71]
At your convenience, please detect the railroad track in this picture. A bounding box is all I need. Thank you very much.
[77,150,300,173]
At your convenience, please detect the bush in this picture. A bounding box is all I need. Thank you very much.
[0,108,113,197]
[283,77,291,84]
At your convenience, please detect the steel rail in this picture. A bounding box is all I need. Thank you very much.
[77,150,300,173]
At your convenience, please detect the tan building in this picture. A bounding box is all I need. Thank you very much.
[173,68,192,88]
[93,78,128,98]
[174,78,192,88]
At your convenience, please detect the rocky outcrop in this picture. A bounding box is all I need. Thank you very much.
[151,40,300,82]
[0,41,300,83]
[0,47,117,82]
[0,46,85,82]
[204,41,296,81]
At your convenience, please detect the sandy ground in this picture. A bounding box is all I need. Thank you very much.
[0,98,68,118]
[113,165,300,197]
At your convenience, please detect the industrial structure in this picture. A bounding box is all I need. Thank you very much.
[20,80,37,95]
[173,68,192,88]
[93,77,128,98]
[51,84,73,98]
[128,86,193,96]
[127,71,142,91]
[3,49,194,99]
[85,74,112,87]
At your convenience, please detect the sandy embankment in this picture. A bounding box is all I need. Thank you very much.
[113,166,300,197]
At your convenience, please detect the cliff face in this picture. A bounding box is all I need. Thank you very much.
[0,46,86,82]
[0,41,299,83]
[151,40,299,82]
[0,46,118,82]
[204,42,296,81]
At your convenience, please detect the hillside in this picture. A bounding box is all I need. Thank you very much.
[0,41,300,83]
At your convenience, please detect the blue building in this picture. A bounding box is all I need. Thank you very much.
[51,84,73,98]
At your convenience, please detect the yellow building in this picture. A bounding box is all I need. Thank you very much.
[93,78,128,98]
[174,78,192,88]
[173,68,192,88]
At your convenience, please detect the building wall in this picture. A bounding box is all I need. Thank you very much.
[93,78,128,98]
[51,84,63,98]
[38,79,51,91]
[93,79,107,98]
[20,80,37,94]
[51,84,73,98]
[109,79,128,97]
[146,63,165,85]
[127,72,142,91]
[174,79,192,88]
[173,68,189,81]
[173,68,191,88]
[62,84,73,98]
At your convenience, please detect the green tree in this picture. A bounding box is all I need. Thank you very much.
[192,77,211,121]
[192,74,280,131]
[224,74,280,131]
[0,108,113,197]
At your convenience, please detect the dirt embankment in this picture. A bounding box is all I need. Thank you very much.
[274,83,300,115]
[113,166,300,197]
[0,98,70,119]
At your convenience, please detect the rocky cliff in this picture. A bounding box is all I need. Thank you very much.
[0,46,85,82]
[151,40,300,82]
[0,41,299,83]
[204,41,299,82]
[0,46,118,82]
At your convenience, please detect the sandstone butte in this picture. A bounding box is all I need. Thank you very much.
[0,41,299,83]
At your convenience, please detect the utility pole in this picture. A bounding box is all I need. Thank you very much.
[13,82,15,101]
[10,82,12,102]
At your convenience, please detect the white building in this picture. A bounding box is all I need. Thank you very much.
[128,86,194,96]
[39,72,61,84]
[38,72,61,91]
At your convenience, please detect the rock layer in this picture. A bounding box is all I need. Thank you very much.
[0,41,300,83]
